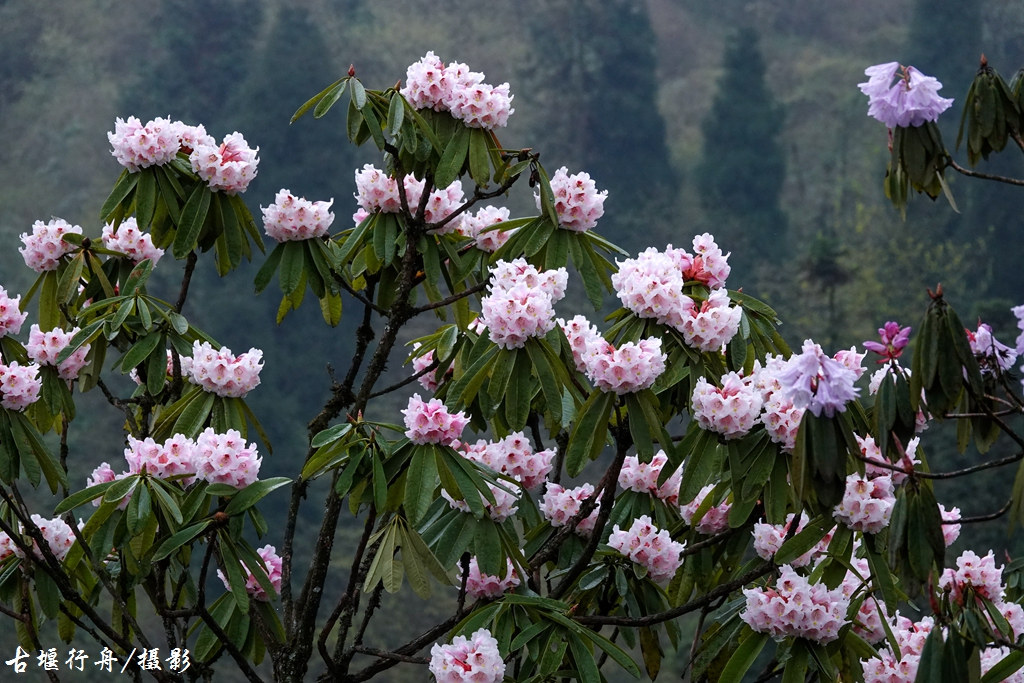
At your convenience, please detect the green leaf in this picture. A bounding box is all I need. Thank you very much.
[223,477,291,516]
[119,330,163,373]
[774,516,833,566]
[122,259,154,296]
[126,482,152,536]
[504,349,533,431]
[279,240,305,296]
[404,448,439,526]
[57,254,86,305]
[172,184,212,259]
[568,631,601,683]
[981,649,1024,683]
[435,125,470,189]
[135,168,157,230]
[718,631,768,683]
[351,79,367,109]
[313,80,349,119]
[387,91,405,137]
[293,78,345,122]
[372,452,388,512]
[254,242,286,295]
[38,270,60,331]
[311,423,352,449]
[100,170,140,222]
[474,519,502,577]
[35,571,60,619]
[219,536,251,613]
[565,391,615,477]
[468,128,491,187]
[173,391,215,438]
[54,480,117,514]
[782,641,809,683]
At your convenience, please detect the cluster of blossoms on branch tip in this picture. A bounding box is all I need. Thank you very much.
[539,167,608,232]
[402,52,514,130]
[607,515,685,583]
[859,62,954,128]
[90,428,262,493]
[4,514,78,563]
[458,432,555,490]
[967,322,1018,376]
[691,371,763,439]
[456,205,513,252]
[410,343,453,392]
[833,472,896,534]
[19,218,82,273]
[461,557,520,600]
[939,550,1024,637]
[752,355,805,451]
[864,321,911,362]
[753,513,833,568]
[539,482,600,535]
[617,451,681,506]
[582,335,666,395]
[187,341,263,398]
[261,189,335,242]
[429,628,505,683]
[217,544,283,602]
[680,484,732,535]
[108,116,259,194]
[559,315,602,373]
[0,362,42,412]
[857,433,921,485]
[26,324,90,382]
[101,217,165,265]
[353,165,465,225]
[741,565,851,643]
[774,339,862,418]
[0,286,27,339]
[402,394,469,445]
[480,259,567,349]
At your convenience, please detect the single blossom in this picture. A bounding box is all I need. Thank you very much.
[19,218,82,272]
[261,189,335,242]
[859,62,954,128]
[102,217,165,264]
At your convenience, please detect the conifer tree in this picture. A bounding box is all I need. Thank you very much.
[696,27,787,276]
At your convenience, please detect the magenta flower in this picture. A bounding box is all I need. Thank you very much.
[859,62,953,128]
[863,322,911,362]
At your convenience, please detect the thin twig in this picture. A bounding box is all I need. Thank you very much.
[855,450,1023,480]
[412,281,487,313]
[367,360,439,400]
[951,500,1012,524]
[350,647,428,665]
[948,158,1024,186]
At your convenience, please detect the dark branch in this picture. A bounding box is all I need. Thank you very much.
[948,158,1024,187]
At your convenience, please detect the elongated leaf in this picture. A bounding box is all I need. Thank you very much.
[54,480,117,514]
[119,330,163,373]
[313,80,348,119]
[172,184,212,259]
[100,170,140,222]
[404,448,439,526]
[293,78,344,122]
[223,477,291,516]
[435,125,470,189]
[719,631,769,683]
[173,391,216,438]
[135,168,157,229]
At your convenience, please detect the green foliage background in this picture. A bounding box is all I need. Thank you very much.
[1,0,1024,679]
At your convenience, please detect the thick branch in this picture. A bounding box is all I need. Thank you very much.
[174,251,199,313]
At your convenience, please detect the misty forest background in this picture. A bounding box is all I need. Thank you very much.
[1,0,1023,680]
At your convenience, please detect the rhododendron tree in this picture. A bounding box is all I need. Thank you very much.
[2,51,1024,683]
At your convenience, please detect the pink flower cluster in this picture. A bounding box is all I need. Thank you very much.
[691,372,763,439]
[189,132,260,194]
[457,206,512,252]
[753,356,804,452]
[429,628,505,683]
[187,341,263,398]
[462,557,520,600]
[124,434,197,480]
[107,116,213,172]
[833,473,895,534]
[559,315,602,372]
[968,323,1018,376]
[611,247,690,327]
[12,515,77,563]
[25,324,90,381]
[937,551,1024,642]
[459,432,554,490]
[19,218,82,272]
[352,166,466,225]
[740,566,851,643]
[480,259,567,349]
[407,177,465,226]
[864,322,911,362]
[403,394,469,445]
[859,62,954,129]
[217,544,283,602]
[858,433,920,485]
[617,451,681,505]
[861,614,935,683]
[539,483,600,535]
[582,336,666,395]
[0,286,27,339]
[261,189,335,242]
[402,52,514,129]
[443,477,521,522]
[752,513,833,568]
[410,344,452,392]
[101,217,165,264]
[193,428,263,489]
[774,339,861,418]
[677,289,743,353]
[539,167,607,232]
[680,485,732,535]
[607,515,685,582]
[941,504,961,546]
[982,648,1024,683]
[687,234,732,288]
[0,362,42,412]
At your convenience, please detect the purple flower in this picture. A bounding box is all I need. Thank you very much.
[967,323,1018,375]
[859,62,953,128]
[863,322,911,362]
[775,340,860,418]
